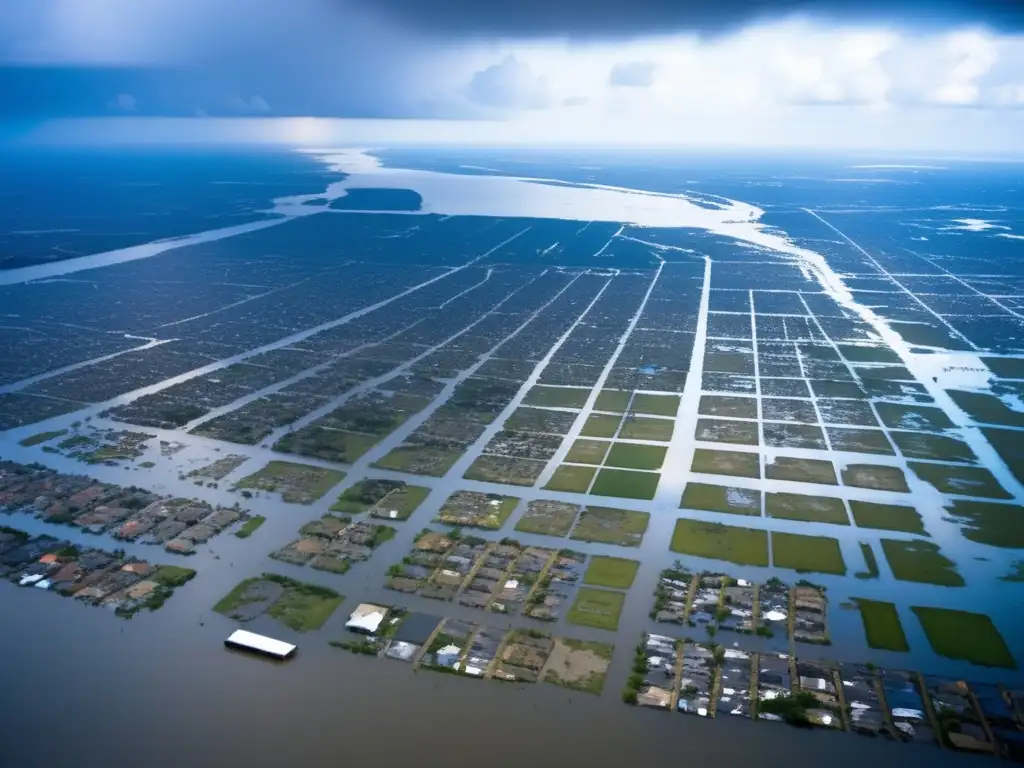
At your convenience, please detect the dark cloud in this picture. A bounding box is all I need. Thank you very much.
[609,62,657,87]
[360,0,1024,38]
[0,0,446,119]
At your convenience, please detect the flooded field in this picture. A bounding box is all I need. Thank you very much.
[1,147,1023,765]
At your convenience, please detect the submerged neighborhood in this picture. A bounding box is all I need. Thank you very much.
[1,147,1024,764]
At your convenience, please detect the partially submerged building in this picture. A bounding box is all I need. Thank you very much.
[225,629,296,660]
[678,642,717,717]
[346,603,388,635]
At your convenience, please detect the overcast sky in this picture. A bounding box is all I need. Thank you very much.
[2,0,1023,152]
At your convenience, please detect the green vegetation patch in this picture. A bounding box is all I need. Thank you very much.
[698,395,759,419]
[567,587,625,631]
[591,468,660,500]
[681,482,762,516]
[765,492,849,526]
[982,356,1024,378]
[264,575,344,632]
[838,343,901,364]
[881,539,964,587]
[948,389,1024,429]
[19,429,68,447]
[581,413,621,438]
[942,500,1024,548]
[618,417,675,442]
[274,428,378,464]
[565,439,611,465]
[515,500,580,537]
[544,464,596,493]
[908,462,1011,500]
[234,516,266,539]
[235,460,345,505]
[372,445,462,476]
[631,393,681,416]
[436,491,520,530]
[912,607,1016,668]
[826,427,895,455]
[772,532,846,575]
[856,541,880,579]
[763,423,827,450]
[463,455,547,486]
[853,598,908,652]
[595,389,632,413]
[524,385,590,409]
[890,431,978,463]
[692,448,760,478]
[670,519,769,566]
[841,463,910,493]
[983,426,1024,489]
[850,500,926,535]
[765,456,837,485]
[214,573,343,633]
[811,379,868,399]
[570,505,649,547]
[605,442,667,471]
[151,565,197,588]
[503,406,577,434]
[331,479,430,520]
[583,556,640,590]
[695,418,760,446]
[876,403,955,432]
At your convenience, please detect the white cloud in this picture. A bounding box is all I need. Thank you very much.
[991,82,1024,106]
[227,94,270,113]
[608,61,656,87]
[441,22,1024,133]
[106,92,137,111]
[465,54,551,110]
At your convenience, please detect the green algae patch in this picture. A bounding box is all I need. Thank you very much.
[680,482,761,516]
[544,465,596,493]
[850,500,927,536]
[853,598,909,652]
[942,500,1024,548]
[670,519,768,566]
[912,607,1016,669]
[765,492,849,526]
[772,532,846,575]
[583,556,640,590]
[881,539,964,587]
[590,468,660,500]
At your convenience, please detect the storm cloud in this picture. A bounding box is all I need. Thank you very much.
[0,0,461,119]
[361,0,1024,38]
[3,0,1024,152]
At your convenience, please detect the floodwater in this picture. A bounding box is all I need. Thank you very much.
[2,147,1023,765]
[0,589,993,768]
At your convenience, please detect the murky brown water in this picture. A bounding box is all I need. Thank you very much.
[0,586,995,768]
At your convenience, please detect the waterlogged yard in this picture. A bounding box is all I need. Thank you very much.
[214,574,343,633]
